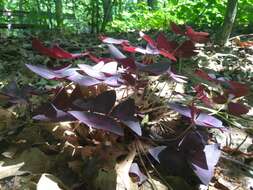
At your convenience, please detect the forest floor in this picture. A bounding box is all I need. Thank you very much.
[0,31,252,190]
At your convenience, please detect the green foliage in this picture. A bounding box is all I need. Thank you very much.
[107,3,179,32]
[107,0,252,32]
[171,0,226,28]
[0,0,252,32]
[237,0,253,26]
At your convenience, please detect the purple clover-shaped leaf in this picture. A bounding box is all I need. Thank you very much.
[74,90,116,114]
[227,102,249,116]
[67,72,101,86]
[136,62,171,75]
[148,146,167,163]
[168,70,188,83]
[33,103,74,122]
[108,44,126,59]
[100,36,129,45]
[68,111,124,136]
[104,75,124,87]
[26,64,62,80]
[0,81,33,104]
[112,99,142,136]
[117,57,137,71]
[78,64,106,80]
[32,38,88,59]
[191,144,221,185]
[169,103,225,129]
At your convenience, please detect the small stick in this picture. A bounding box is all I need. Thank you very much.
[233,135,248,154]
[220,154,253,171]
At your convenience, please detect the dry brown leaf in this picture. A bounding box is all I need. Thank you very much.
[115,146,138,190]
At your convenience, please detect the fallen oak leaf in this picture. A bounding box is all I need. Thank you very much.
[0,162,26,180]
[115,147,138,190]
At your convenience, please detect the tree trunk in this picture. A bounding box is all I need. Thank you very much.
[216,0,238,46]
[55,0,63,28]
[147,0,157,10]
[19,0,24,24]
[101,0,113,32]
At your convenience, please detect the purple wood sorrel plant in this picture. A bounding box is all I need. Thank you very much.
[19,22,249,186]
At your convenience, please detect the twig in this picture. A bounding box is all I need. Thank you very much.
[136,140,174,190]
[135,141,158,190]
[233,135,248,154]
[220,153,253,171]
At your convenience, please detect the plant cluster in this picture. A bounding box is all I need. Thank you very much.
[3,22,250,188]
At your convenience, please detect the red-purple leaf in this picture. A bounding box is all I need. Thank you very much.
[51,45,77,59]
[32,38,87,59]
[195,69,216,82]
[157,32,178,52]
[227,102,249,116]
[185,26,209,43]
[158,49,177,61]
[121,44,148,54]
[68,111,124,136]
[103,75,122,87]
[108,44,126,59]
[168,71,188,83]
[170,22,185,35]
[191,144,220,185]
[117,57,137,71]
[121,43,177,61]
[140,33,177,61]
[136,62,171,75]
[33,104,74,122]
[169,104,225,129]
[175,40,197,58]
[67,73,101,86]
[74,90,116,114]
[0,81,31,104]
[86,52,101,63]
[78,64,106,80]
[111,98,136,119]
[148,146,167,163]
[212,94,228,104]
[100,36,129,45]
[93,90,116,114]
[227,81,250,98]
[100,61,118,75]
[121,117,141,136]
[139,31,156,47]
[194,85,213,107]
[26,64,62,80]
[79,61,118,79]
[145,44,160,55]
[179,130,207,154]
[112,99,141,135]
